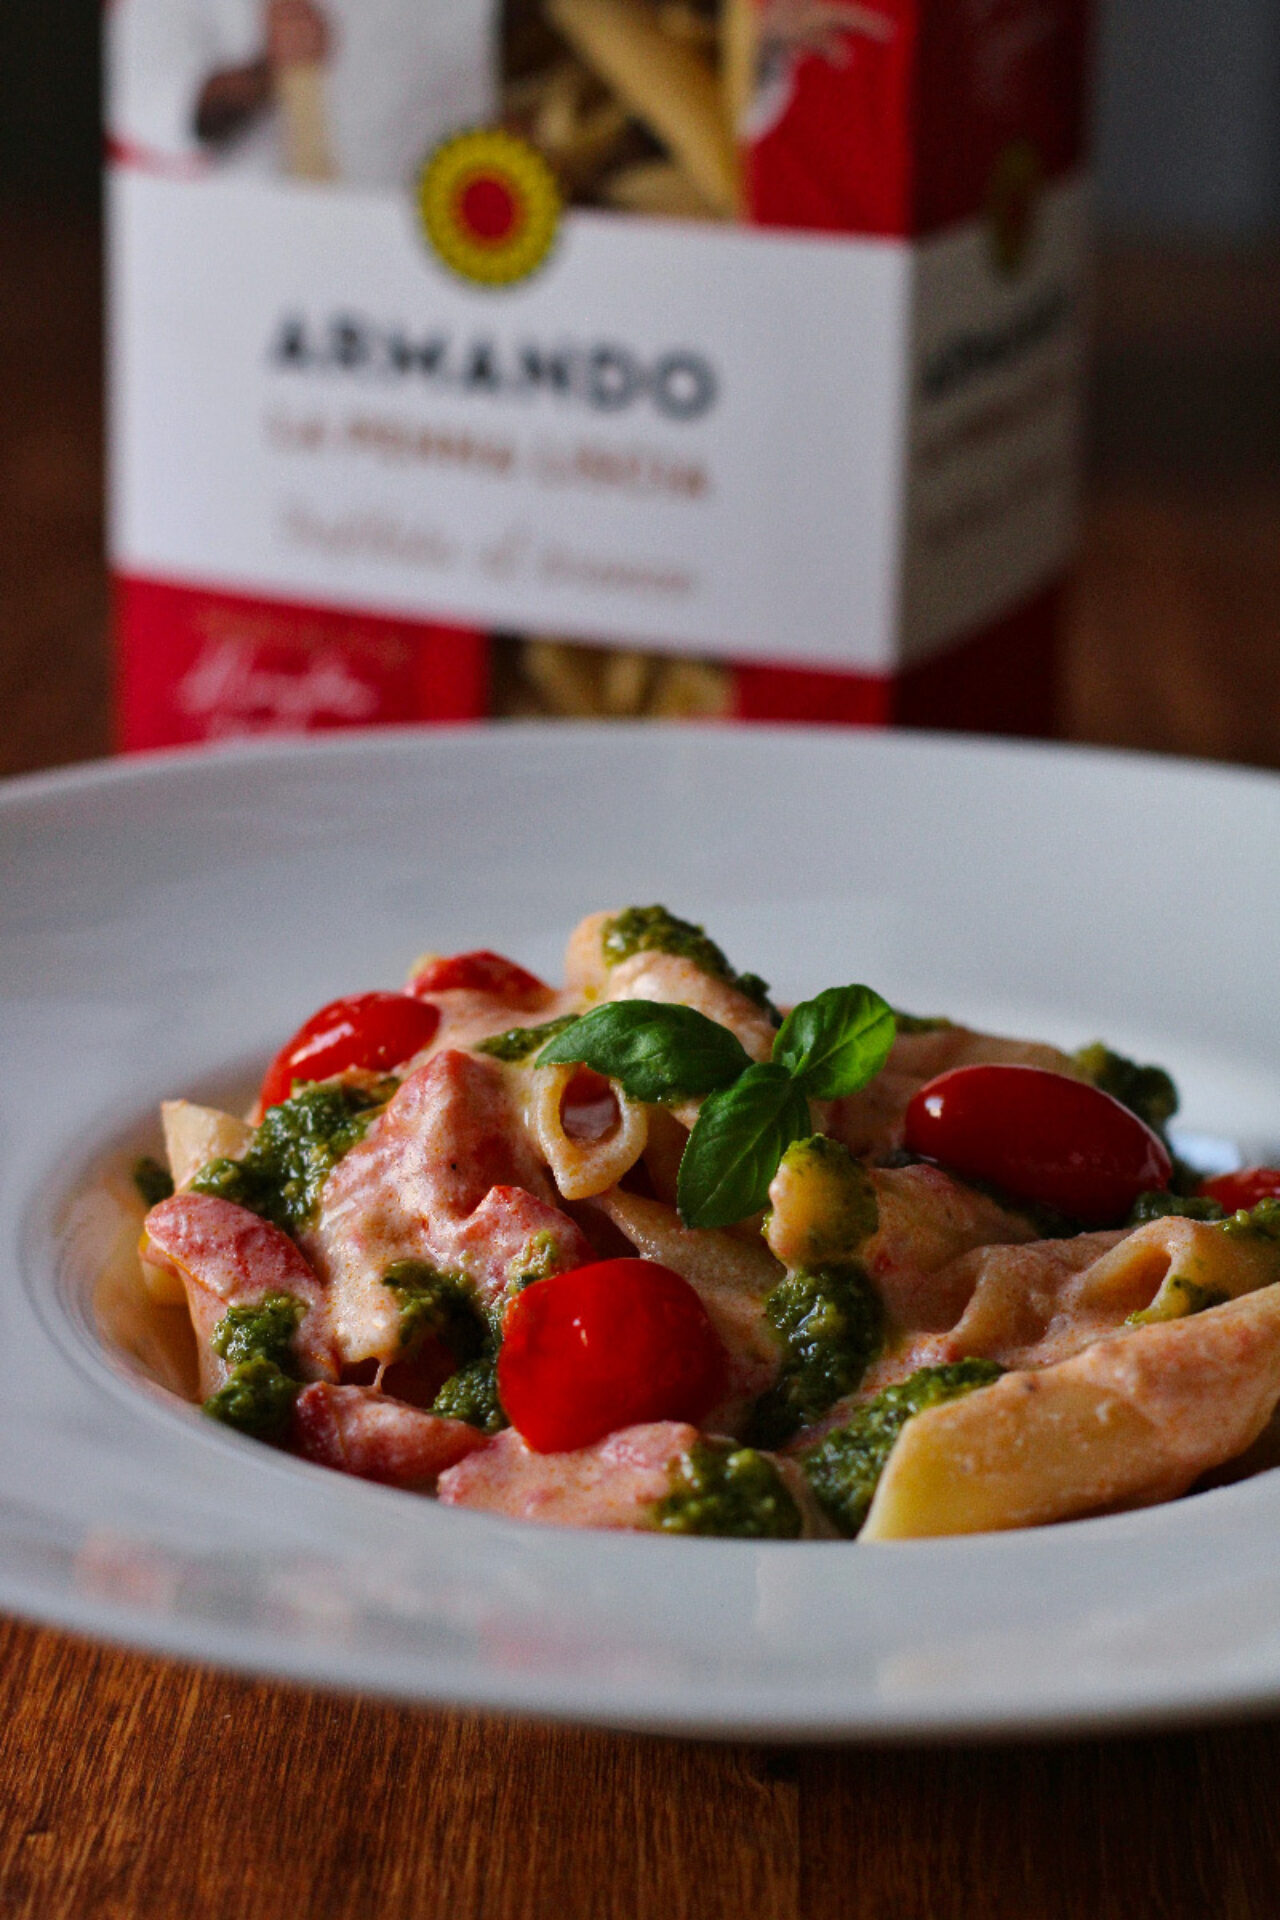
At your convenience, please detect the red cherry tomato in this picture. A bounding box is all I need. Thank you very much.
[408,950,550,1009]
[1198,1168,1280,1213]
[257,991,440,1114]
[903,1064,1173,1225]
[496,1258,728,1454]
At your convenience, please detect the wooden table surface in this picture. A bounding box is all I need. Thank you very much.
[3,200,1280,1918]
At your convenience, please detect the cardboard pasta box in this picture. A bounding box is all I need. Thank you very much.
[108,0,1092,744]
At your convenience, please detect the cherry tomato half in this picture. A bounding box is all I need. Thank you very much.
[496,1258,728,1454]
[903,1064,1173,1225]
[408,949,551,1009]
[257,991,440,1115]
[1198,1168,1280,1213]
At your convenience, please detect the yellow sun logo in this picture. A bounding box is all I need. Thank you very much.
[417,129,562,289]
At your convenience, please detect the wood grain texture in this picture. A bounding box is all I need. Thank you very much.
[0,203,108,780]
[1064,248,1280,770]
[3,206,1280,1917]
[0,1615,800,1920]
[796,1734,1280,1919]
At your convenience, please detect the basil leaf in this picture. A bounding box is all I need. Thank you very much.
[773,985,896,1101]
[535,1000,752,1104]
[677,1063,812,1229]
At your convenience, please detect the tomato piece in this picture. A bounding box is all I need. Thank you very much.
[1199,1168,1280,1213]
[408,949,551,1009]
[257,991,440,1115]
[497,1258,728,1454]
[903,1064,1173,1225]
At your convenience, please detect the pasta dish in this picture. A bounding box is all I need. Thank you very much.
[130,907,1280,1540]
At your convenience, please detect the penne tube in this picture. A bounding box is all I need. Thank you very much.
[600,1187,782,1303]
[862,1284,1280,1540]
[275,61,337,181]
[533,59,593,150]
[161,1099,253,1193]
[657,2,718,45]
[600,647,658,712]
[543,99,632,191]
[528,1063,649,1199]
[602,159,722,219]
[522,637,607,716]
[546,0,740,214]
[1085,1214,1280,1321]
[719,0,756,155]
[647,656,733,716]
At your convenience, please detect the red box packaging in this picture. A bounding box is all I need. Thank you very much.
[108,0,1091,744]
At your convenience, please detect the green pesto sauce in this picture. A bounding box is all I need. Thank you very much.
[191,1078,391,1235]
[1075,1042,1179,1134]
[475,1013,580,1064]
[770,1134,879,1266]
[748,1263,884,1449]
[802,1359,1004,1537]
[392,1240,567,1432]
[891,1011,954,1035]
[1222,1197,1280,1245]
[383,1263,509,1428]
[204,1355,300,1440]
[211,1292,305,1371]
[132,1155,174,1208]
[506,1230,562,1293]
[1127,1189,1226,1225]
[601,904,778,1022]
[204,1291,307,1439]
[382,1260,487,1363]
[430,1355,508,1433]
[657,1440,803,1539]
[1128,1277,1229,1326]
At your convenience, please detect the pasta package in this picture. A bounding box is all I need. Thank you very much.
[108,0,1092,747]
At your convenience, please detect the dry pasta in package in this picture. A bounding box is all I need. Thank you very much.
[108,0,1092,745]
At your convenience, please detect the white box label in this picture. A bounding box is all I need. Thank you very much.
[110,171,1086,670]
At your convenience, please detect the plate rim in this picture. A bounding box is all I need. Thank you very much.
[5,724,1280,1742]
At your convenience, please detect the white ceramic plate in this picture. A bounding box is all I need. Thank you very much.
[6,725,1280,1742]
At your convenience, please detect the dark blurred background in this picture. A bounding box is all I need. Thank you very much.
[2,0,1278,772]
[6,0,1280,233]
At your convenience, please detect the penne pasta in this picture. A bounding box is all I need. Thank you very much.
[118,904,1280,1545]
[719,0,755,151]
[275,61,337,181]
[863,1286,1280,1540]
[527,1062,650,1199]
[599,648,657,714]
[162,1099,253,1192]
[546,0,740,214]
[602,159,724,219]
[646,657,733,716]
[522,638,613,717]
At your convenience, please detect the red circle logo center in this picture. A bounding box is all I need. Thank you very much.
[457,173,522,244]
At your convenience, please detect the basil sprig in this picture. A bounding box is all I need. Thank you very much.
[771,985,898,1098]
[535,1000,751,1103]
[537,985,896,1231]
[678,987,895,1228]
